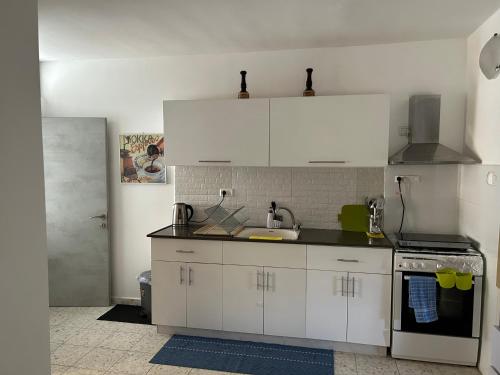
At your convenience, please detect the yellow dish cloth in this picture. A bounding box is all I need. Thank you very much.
[249,235,283,241]
[366,232,385,239]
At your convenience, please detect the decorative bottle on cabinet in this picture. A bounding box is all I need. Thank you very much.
[238,70,250,99]
[303,68,315,96]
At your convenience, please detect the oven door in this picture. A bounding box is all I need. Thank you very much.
[393,271,482,338]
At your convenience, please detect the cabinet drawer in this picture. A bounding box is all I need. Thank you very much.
[152,239,222,263]
[223,241,306,269]
[307,245,392,274]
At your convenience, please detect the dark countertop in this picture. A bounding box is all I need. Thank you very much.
[147,225,394,249]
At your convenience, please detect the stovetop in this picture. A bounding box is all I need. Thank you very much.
[394,232,474,253]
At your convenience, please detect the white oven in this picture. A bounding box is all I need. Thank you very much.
[392,250,483,366]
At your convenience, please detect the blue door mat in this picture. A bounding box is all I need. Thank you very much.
[150,335,334,375]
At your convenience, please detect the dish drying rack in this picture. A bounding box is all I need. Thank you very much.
[193,205,248,236]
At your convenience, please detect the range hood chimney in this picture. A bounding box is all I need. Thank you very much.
[389,95,480,165]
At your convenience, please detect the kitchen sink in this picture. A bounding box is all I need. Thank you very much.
[235,227,300,241]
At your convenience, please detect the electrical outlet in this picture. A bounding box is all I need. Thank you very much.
[219,188,233,197]
[394,175,421,183]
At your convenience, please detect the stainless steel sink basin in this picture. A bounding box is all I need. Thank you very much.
[235,227,300,241]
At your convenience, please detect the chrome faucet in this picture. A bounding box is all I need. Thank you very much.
[270,201,300,231]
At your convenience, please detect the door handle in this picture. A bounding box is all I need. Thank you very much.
[337,259,360,263]
[266,272,270,291]
[257,271,261,290]
[188,267,193,285]
[351,277,355,298]
[341,276,345,297]
[89,214,106,220]
[176,250,195,254]
[179,265,184,285]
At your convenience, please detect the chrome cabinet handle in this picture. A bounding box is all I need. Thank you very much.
[266,272,270,291]
[337,259,360,263]
[351,277,355,298]
[176,250,195,254]
[179,266,184,285]
[257,271,261,290]
[89,214,106,220]
[308,161,346,164]
[198,160,231,163]
[188,267,193,285]
[341,276,345,297]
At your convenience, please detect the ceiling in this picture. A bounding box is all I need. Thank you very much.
[38,0,500,61]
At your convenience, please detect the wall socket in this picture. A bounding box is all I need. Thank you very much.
[394,175,421,183]
[219,188,233,197]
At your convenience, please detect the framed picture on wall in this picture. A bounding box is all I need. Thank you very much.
[119,133,166,183]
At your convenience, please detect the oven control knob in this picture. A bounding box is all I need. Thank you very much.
[401,262,408,269]
[419,262,425,269]
[412,262,418,269]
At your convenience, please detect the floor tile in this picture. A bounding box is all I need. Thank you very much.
[50,324,80,343]
[63,368,107,375]
[51,340,65,353]
[74,347,126,371]
[66,328,114,347]
[434,363,481,375]
[147,364,191,375]
[396,359,441,375]
[335,352,357,375]
[51,364,70,375]
[108,351,154,374]
[130,334,170,354]
[355,354,398,375]
[51,344,92,366]
[100,331,145,351]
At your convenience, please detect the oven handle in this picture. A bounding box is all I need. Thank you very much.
[393,272,402,331]
[403,275,475,284]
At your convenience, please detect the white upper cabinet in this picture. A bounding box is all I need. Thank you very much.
[164,98,269,166]
[270,95,390,167]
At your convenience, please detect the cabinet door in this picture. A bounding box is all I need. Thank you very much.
[186,263,223,330]
[347,273,392,346]
[264,267,306,338]
[151,261,186,327]
[164,99,269,166]
[270,95,389,167]
[223,265,264,334]
[306,270,348,341]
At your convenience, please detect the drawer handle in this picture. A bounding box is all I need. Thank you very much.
[308,161,346,164]
[337,258,359,263]
[176,250,195,254]
[198,160,231,163]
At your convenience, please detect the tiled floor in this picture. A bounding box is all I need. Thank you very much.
[50,307,481,375]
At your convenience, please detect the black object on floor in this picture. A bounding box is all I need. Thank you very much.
[97,304,151,325]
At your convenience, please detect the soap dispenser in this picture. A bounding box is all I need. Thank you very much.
[266,207,274,229]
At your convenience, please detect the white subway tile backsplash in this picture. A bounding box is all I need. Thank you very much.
[175,166,384,229]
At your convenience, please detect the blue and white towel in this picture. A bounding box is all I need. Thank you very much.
[409,276,438,323]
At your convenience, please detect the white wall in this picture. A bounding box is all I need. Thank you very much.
[40,38,468,300]
[0,1,50,374]
[466,8,500,164]
[463,8,500,374]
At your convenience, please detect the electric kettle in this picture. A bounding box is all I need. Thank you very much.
[172,203,194,226]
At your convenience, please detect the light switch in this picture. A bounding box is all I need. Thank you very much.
[486,171,498,186]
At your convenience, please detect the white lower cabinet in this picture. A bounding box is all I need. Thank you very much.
[186,263,223,330]
[222,265,264,334]
[264,267,306,338]
[152,261,187,327]
[347,273,392,347]
[152,261,222,331]
[306,270,348,341]
[152,240,392,347]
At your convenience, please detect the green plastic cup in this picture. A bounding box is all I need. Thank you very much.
[456,272,473,291]
[436,269,456,289]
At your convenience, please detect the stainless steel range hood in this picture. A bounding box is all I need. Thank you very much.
[389,95,480,165]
